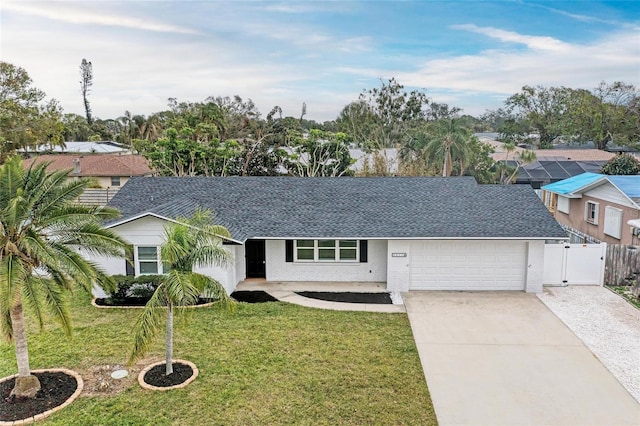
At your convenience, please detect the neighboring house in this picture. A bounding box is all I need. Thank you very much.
[23,154,153,189]
[541,173,640,245]
[83,177,566,295]
[515,160,607,188]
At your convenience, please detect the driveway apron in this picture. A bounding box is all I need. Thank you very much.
[404,291,640,426]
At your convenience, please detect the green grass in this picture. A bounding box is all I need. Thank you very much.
[1,294,437,425]
[609,286,640,309]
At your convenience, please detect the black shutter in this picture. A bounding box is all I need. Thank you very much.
[359,240,368,263]
[285,240,294,262]
[125,245,135,276]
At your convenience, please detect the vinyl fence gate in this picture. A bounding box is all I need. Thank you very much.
[543,243,607,286]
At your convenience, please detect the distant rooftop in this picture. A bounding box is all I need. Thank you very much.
[25,141,128,154]
[515,160,606,186]
[493,149,616,162]
[23,154,152,177]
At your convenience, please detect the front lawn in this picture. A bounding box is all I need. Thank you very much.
[0,294,436,425]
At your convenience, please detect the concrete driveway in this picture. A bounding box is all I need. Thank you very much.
[404,291,640,426]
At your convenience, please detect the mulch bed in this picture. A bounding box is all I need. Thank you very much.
[142,362,193,388]
[95,297,214,307]
[0,372,77,422]
[296,291,392,304]
[231,291,278,303]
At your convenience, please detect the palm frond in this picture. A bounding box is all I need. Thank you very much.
[0,256,25,342]
[21,275,46,331]
[38,275,73,336]
[128,288,166,364]
[193,273,236,312]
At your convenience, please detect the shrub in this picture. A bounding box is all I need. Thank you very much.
[107,275,163,302]
[600,153,640,175]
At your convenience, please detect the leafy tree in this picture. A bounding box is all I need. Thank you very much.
[0,62,65,160]
[497,118,535,146]
[336,78,430,150]
[0,156,127,398]
[286,129,355,177]
[62,113,92,141]
[600,153,640,175]
[479,108,513,132]
[563,82,639,150]
[461,138,496,183]
[505,85,572,148]
[33,99,65,150]
[129,210,235,375]
[79,59,93,125]
[135,128,242,176]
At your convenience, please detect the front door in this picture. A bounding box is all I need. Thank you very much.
[245,240,266,279]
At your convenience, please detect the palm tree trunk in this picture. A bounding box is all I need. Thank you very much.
[165,303,174,375]
[442,145,451,177]
[10,300,41,398]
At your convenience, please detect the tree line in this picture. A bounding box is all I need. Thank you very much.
[1,60,638,180]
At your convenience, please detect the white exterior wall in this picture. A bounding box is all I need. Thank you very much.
[264,239,387,282]
[524,240,545,293]
[235,244,246,283]
[585,183,636,209]
[387,240,411,292]
[80,250,127,277]
[194,244,237,295]
[81,215,237,294]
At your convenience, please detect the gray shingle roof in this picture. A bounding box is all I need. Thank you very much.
[106,176,566,241]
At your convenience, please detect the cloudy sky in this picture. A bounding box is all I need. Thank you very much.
[1,1,638,122]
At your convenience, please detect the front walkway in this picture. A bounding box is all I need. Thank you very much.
[404,291,640,425]
[235,280,405,313]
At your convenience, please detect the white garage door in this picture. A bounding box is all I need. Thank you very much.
[409,240,526,290]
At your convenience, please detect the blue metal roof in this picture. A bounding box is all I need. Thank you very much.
[541,172,603,195]
[608,176,640,199]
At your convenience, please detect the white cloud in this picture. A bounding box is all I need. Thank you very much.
[451,24,571,51]
[531,3,639,29]
[396,27,639,95]
[3,1,199,35]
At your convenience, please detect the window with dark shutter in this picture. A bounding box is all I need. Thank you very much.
[125,245,135,276]
[285,240,293,262]
[359,240,368,263]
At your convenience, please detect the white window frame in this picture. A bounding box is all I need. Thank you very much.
[603,206,623,239]
[294,240,359,262]
[135,246,162,275]
[557,196,570,214]
[111,176,121,187]
[585,201,599,225]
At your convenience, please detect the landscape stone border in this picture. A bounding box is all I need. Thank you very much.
[91,298,215,309]
[0,368,84,425]
[137,359,198,391]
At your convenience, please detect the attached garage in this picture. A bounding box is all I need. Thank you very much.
[409,240,527,291]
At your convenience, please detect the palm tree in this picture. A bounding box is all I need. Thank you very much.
[500,149,537,184]
[0,156,127,398]
[424,118,473,177]
[129,210,235,375]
